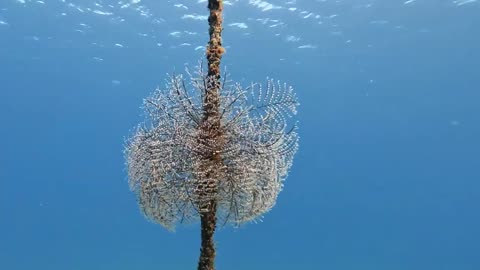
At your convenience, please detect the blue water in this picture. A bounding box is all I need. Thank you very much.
[1,0,479,269]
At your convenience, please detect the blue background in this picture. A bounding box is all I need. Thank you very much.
[1,0,479,269]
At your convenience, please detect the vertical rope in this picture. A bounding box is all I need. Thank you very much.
[198,1,224,270]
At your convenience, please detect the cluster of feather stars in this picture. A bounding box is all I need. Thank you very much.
[125,65,299,230]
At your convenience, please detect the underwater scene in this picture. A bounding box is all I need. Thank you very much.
[1,0,479,269]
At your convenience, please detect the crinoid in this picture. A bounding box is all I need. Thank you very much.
[126,65,298,230]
